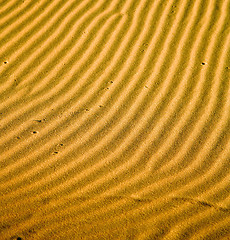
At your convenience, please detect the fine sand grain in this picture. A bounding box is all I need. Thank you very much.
[0,0,230,239]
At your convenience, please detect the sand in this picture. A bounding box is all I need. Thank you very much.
[0,0,230,239]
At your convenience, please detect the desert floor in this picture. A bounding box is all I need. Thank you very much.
[0,0,230,239]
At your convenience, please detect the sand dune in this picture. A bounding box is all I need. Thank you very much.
[0,0,230,239]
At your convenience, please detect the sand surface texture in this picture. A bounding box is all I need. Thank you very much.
[0,0,230,239]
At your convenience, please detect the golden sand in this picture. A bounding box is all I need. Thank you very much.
[0,0,230,239]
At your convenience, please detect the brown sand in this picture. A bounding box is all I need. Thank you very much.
[0,0,230,239]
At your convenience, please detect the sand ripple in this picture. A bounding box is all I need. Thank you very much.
[0,0,230,239]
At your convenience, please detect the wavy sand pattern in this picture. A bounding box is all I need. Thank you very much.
[0,0,230,239]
